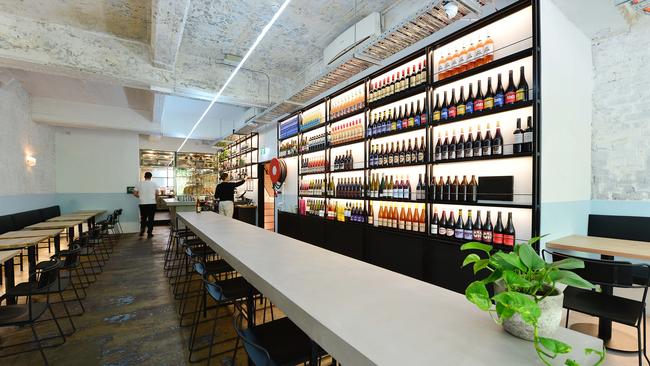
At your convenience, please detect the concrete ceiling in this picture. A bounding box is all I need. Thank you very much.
[0,0,150,42]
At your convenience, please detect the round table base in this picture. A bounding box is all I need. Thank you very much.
[570,322,638,353]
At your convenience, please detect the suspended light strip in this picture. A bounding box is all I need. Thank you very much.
[177,0,292,152]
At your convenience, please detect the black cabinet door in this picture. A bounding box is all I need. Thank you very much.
[298,215,326,248]
[324,220,364,260]
[424,238,481,294]
[364,227,424,280]
[277,211,299,239]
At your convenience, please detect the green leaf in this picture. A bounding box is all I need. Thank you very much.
[492,252,527,272]
[538,337,572,354]
[550,258,585,270]
[493,291,541,325]
[550,270,595,290]
[460,242,493,254]
[482,269,503,285]
[503,270,534,289]
[462,253,481,268]
[565,360,579,366]
[518,243,546,271]
[473,259,490,274]
[496,301,515,320]
[465,281,492,311]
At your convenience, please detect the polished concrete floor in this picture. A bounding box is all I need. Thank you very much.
[0,226,646,365]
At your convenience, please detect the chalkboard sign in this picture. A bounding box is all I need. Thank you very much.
[126,186,135,194]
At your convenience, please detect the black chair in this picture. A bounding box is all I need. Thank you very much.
[0,260,67,365]
[50,244,88,309]
[543,250,650,366]
[233,312,326,366]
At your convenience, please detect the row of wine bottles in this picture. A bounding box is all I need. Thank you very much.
[429,175,479,203]
[301,108,324,130]
[430,209,515,246]
[299,179,325,196]
[328,177,364,198]
[435,123,503,160]
[330,119,364,145]
[279,118,299,140]
[300,157,326,174]
[300,133,327,153]
[437,36,494,80]
[432,67,529,122]
[368,60,427,103]
[330,90,364,119]
[374,204,426,233]
[367,173,424,201]
[368,100,426,137]
[279,140,298,157]
[326,202,368,223]
[368,137,426,167]
[332,150,354,171]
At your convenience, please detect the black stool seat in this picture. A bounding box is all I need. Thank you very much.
[188,246,215,258]
[216,277,255,301]
[242,317,326,366]
[0,303,48,325]
[7,277,71,297]
[564,286,643,326]
[205,259,234,275]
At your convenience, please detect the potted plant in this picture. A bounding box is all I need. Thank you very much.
[460,237,606,365]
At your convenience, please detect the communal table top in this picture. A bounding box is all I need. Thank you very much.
[0,236,48,250]
[0,229,63,239]
[47,214,94,222]
[0,249,20,263]
[547,235,650,260]
[24,220,84,230]
[73,210,107,216]
[178,212,602,366]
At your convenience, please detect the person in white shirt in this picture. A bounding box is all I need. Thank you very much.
[133,172,159,238]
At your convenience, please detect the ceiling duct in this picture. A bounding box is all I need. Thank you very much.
[246,0,485,129]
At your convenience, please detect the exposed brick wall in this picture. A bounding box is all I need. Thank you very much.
[591,18,650,200]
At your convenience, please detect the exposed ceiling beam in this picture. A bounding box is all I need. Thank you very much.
[150,0,191,70]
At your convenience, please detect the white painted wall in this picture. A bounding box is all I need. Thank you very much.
[539,0,593,241]
[0,79,55,199]
[139,135,215,153]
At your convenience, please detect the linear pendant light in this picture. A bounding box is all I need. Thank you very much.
[177,0,292,152]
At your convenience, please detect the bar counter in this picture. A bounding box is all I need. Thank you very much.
[178,211,602,365]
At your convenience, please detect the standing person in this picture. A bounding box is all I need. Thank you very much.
[133,172,158,238]
[215,173,247,217]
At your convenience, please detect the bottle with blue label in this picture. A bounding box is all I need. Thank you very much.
[494,73,505,108]
[441,91,449,120]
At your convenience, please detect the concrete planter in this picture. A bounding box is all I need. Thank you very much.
[494,281,564,341]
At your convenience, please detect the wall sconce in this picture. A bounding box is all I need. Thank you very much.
[25,156,36,167]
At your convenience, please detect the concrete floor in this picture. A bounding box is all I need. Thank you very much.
[0,226,645,365]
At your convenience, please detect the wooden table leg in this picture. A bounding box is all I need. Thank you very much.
[3,257,15,305]
[27,245,36,277]
[68,226,75,246]
[54,234,61,253]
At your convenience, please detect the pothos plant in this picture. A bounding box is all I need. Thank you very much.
[460,237,606,366]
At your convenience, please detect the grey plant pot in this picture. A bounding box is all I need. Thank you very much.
[494,281,564,341]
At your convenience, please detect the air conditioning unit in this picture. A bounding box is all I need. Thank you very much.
[324,12,381,65]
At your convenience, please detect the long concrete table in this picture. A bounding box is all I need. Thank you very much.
[178,211,603,365]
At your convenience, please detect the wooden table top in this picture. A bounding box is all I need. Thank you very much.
[47,214,94,222]
[25,220,84,230]
[547,235,650,260]
[0,229,62,239]
[73,210,106,216]
[0,249,20,263]
[0,236,48,249]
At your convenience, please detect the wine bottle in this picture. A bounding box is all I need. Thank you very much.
[505,70,517,105]
[405,206,413,231]
[433,94,441,122]
[436,176,444,202]
[455,210,464,239]
[524,116,534,153]
[457,128,465,159]
[473,210,483,242]
[460,175,468,202]
[484,77,494,110]
[399,206,406,230]
[473,125,482,157]
[401,140,407,165]
[435,132,443,161]
[464,210,474,240]
[413,207,420,232]
[504,212,516,246]
[516,66,529,103]
[441,131,449,160]
[446,211,456,237]
[402,103,409,130]
[482,211,493,243]
[420,99,427,126]
[438,210,447,236]
[492,121,503,155]
[441,91,449,120]
[493,211,504,245]
[474,80,484,112]
[494,73,505,108]
[470,175,478,203]
[482,123,492,156]
[448,89,457,119]
[449,130,457,160]
[465,83,475,114]
[415,100,422,127]
[444,176,452,202]
[431,208,439,235]
[418,136,425,163]
[452,176,460,202]
[457,86,466,116]
[417,174,423,200]
[513,118,523,154]
[465,126,474,159]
